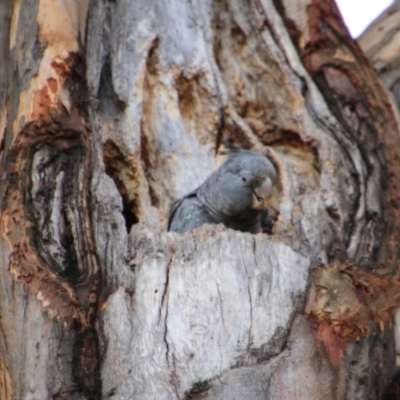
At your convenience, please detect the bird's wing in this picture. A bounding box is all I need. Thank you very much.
[167,189,198,231]
[168,187,220,234]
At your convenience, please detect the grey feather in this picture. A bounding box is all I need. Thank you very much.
[168,148,277,234]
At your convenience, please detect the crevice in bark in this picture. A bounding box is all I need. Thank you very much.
[176,73,201,121]
[97,59,141,232]
[97,57,126,113]
[72,327,102,400]
[184,380,210,400]
[175,70,218,145]
[140,127,160,208]
[28,140,86,283]
[159,256,171,325]
[0,135,4,156]
[215,114,226,155]
[140,37,171,212]
[216,283,225,330]
[250,325,290,364]
[102,140,140,233]
[239,243,253,361]
[161,261,171,367]
[384,368,400,400]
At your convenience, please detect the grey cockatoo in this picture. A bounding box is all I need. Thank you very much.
[168,148,277,234]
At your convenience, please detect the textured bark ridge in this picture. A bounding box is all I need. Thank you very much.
[1,0,400,399]
[87,0,400,398]
[0,1,100,399]
[358,1,400,395]
[1,0,98,326]
[3,103,97,326]
[100,226,309,398]
[359,0,400,111]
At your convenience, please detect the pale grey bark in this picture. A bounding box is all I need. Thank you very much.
[86,0,391,399]
[99,226,309,399]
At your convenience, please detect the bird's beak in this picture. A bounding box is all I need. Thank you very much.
[252,178,273,209]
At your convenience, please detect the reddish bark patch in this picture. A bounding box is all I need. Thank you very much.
[309,317,344,372]
[1,54,99,327]
[51,58,71,79]
[305,260,400,375]
[306,261,400,347]
[305,0,349,48]
[2,201,86,326]
[31,86,51,121]
[48,77,58,93]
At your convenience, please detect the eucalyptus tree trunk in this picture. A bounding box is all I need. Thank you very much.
[1,1,400,399]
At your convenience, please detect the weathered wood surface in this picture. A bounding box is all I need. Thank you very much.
[1,0,400,399]
[99,226,309,398]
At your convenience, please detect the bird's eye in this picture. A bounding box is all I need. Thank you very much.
[242,177,247,182]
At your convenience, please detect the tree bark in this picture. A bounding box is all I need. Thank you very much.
[359,0,400,112]
[358,2,400,397]
[1,0,400,399]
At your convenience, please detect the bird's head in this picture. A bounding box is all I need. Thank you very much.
[236,156,276,211]
[198,149,277,220]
